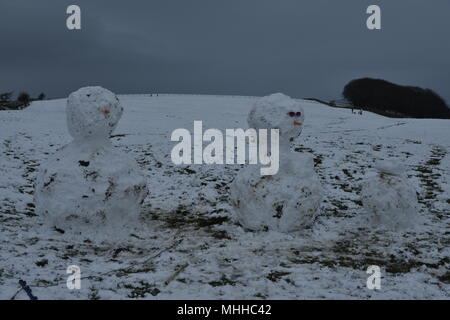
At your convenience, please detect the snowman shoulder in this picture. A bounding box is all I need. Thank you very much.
[289,151,315,171]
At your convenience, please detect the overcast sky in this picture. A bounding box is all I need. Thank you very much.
[1,0,449,103]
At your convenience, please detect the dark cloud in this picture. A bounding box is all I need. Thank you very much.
[1,0,449,103]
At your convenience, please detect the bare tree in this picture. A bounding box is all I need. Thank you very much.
[17,92,31,107]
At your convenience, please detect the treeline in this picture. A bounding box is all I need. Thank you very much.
[0,91,46,110]
[342,78,450,119]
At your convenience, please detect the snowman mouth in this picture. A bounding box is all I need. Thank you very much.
[293,121,302,126]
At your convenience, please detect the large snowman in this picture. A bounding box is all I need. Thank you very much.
[34,87,148,241]
[361,160,420,230]
[230,93,323,232]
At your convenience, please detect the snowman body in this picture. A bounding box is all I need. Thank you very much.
[34,87,148,240]
[231,152,322,232]
[361,161,419,230]
[230,93,323,232]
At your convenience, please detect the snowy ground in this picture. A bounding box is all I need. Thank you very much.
[1,94,449,299]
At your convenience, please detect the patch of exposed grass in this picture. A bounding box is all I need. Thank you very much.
[209,275,236,287]
[115,263,155,277]
[35,259,48,267]
[124,281,160,298]
[266,271,291,282]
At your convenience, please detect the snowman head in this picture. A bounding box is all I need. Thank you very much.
[375,160,405,177]
[248,93,305,143]
[67,86,123,141]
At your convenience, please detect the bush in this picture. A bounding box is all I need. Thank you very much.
[343,78,450,119]
[0,92,13,102]
[17,92,31,107]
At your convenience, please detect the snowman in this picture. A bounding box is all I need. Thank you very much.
[230,93,323,232]
[34,86,148,241]
[361,160,420,230]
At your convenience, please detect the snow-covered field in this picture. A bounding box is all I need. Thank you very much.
[1,94,449,299]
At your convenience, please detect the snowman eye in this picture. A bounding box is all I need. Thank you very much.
[296,112,301,117]
[288,112,295,117]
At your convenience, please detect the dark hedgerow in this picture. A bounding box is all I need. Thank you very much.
[343,78,450,119]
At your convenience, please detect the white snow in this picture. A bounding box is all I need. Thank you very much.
[361,160,420,230]
[0,93,449,299]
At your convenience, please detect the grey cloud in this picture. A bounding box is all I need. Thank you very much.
[0,0,449,103]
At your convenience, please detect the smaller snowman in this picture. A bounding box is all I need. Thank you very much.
[360,160,420,230]
[34,87,148,241]
[230,93,323,232]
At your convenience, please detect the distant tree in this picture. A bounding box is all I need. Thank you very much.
[0,92,13,102]
[343,78,450,119]
[38,92,46,100]
[17,92,31,107]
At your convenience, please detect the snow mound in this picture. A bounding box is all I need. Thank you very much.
[361,160,420,230]
[374,159,405,175]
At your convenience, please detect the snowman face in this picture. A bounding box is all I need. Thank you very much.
[375,160,405,176]
[280,107,305,141]
[67,86,123,140]
[248,93,305,142]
